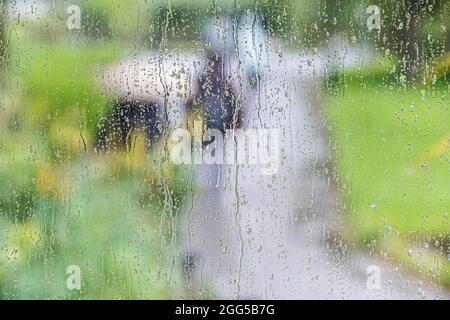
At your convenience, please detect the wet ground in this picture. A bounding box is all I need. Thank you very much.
[180,49,450,300]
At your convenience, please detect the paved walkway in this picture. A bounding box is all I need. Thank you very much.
[179,47,450,300]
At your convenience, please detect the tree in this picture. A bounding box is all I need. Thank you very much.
[289,0,450,80]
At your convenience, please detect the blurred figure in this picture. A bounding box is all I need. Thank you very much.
[181,14,272,297]
[195,12,270,133]
[237,11,270,90]
[196,16,240,136]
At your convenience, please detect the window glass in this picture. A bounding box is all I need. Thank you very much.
[0,0,448,299]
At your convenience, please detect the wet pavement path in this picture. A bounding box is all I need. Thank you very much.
[180,49,449,300]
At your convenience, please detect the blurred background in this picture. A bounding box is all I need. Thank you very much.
[0,0,448,299]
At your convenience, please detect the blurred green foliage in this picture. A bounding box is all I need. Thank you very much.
[0,156,192,298]
[15,40,120,132]
[324,60,450,285]
[0,0,194,299]
[0,104,193,298]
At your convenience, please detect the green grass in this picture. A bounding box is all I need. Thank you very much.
[12,39,122,134]
[324,70,450,284]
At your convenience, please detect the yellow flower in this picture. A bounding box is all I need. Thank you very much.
[47,117,90,158]
[125,132,148,170]
[425,53,450,84]
[6,222,41,264]
[418,133,450,165]
[36,163,58,197]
